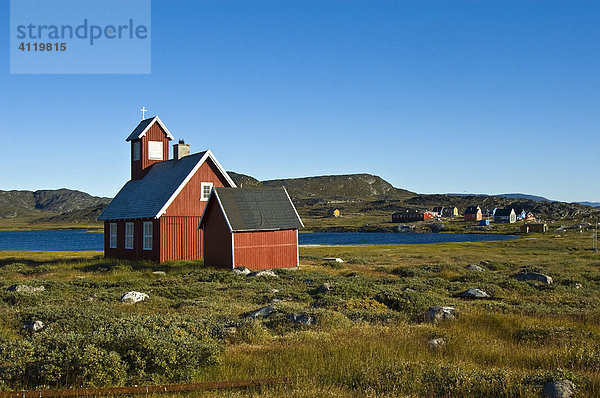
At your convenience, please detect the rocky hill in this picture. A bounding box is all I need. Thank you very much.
[229,172,415,201]
[0,189,111,220]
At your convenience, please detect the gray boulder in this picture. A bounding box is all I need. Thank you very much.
[425,306,456,323]
[7,285,45,293]
[287,313,314,326]
[317,283,332,294]
[513,272,553,285]
[465,264,484,272]
[246,305,276,319]
[247,270,278,278]
[121,291,149,303]
[458,288,489,299]
[26,320,44,333]
[542,380,575,398]
[152,271,166,276]
[427,337,447,350]
[233,267,251,276]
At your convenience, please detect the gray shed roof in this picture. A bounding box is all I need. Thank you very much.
[98,151,207,220]
[126,116,175,141]
[494,208,515,217]
[202,187,304,232]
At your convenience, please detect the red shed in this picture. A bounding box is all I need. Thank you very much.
[199,187,304,269]
[98,116,236,262]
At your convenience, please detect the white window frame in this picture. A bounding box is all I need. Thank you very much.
[133,141,140,161]
[148,141,163,160]
[109,223,117,248]
[125,222,134,249]
[143,221,153,250]
[200,182,213,201]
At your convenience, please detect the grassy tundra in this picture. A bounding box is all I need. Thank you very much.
[0,231,599,397]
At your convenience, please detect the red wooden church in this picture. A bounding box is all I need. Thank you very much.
[98,115,304,268]
[98,116,236,262]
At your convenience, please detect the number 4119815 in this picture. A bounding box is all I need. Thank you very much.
[18,42,67,52]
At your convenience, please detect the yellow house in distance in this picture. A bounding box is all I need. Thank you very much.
[332,209,341,218]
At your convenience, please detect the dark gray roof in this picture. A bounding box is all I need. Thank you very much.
[126,117,155,141]
[207,187,304,232]
[98,151,207,220]
[494,208,514,217]
[464,206,481,214]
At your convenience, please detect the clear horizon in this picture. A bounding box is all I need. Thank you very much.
[1,1,598,203]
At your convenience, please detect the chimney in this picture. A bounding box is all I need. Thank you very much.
[173,139,190,160]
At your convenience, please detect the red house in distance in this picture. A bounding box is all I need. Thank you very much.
[98,116,236,262]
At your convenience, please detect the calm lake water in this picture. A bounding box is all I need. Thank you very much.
[0,230,518,252]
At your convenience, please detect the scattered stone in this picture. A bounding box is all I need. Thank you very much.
[317,283,332,294]
[322,257,344,263]
[465,264,484,272]
[86,293,98,302]
[303,279,314,286]
[7,285,45,293]
[513,272,553,285]
[233,267,251,276]
[26,320,44,333]
[287,313,314,326]
[219,326,238,339]
[152,271,166,276]
[479,260,491,266]
[246,305,276,319]
[270,298,282,304]
[427,337,447,350]
[120,291,149,303]
[267,288,279,294]
[542,380,575,398]
[425,306,456,323]
[574,283,582,289]
[457,288,490,299]
[247,270,278,278]
[403,287,415,292]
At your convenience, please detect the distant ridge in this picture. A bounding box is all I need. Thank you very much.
[448,193,551,202]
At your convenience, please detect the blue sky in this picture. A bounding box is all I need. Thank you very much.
[0,0,598,202]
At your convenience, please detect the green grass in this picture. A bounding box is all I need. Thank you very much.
[0,230,599,396]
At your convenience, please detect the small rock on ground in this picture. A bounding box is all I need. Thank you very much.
[318,283,332,294]
[247,270,278,278]
[542,380,575,398]
[287,313,314,326]
[26,320,44,333]
[233,267,251,276]
[425,306,456,323]
[465,264,484,272]
[152,271,166,276]
[427,337,447,350]
[121,291,149,303]
[246,305,276,319]
[513,272,553,285]
[457,288,489,299]
[7,285,45,293]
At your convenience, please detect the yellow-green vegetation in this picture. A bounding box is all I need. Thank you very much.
[0,231,599,396]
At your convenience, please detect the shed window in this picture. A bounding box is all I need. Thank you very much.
[148,141,163,160]
[133,141,140,161]
[125,222,134,249]
[143,221,153,250]
[109,223,117,248]
[201,182,213,201]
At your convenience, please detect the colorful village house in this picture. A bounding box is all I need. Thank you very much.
[332,209,341,218]
[442,207,459,217]
[392,210,436,222]
[98,116,236,262]
[464,206,482,221]
[494,208,517,223]
[199,187,304,269]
